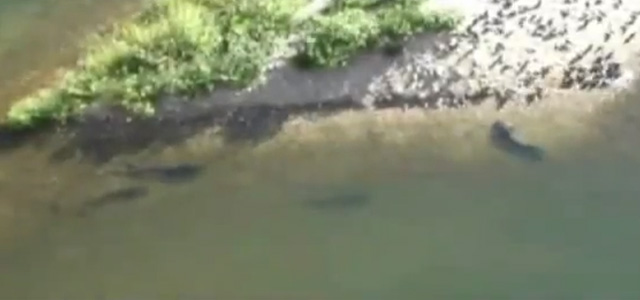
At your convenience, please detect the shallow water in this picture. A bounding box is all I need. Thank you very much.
[0,0,142,113]
[0,84,640,298]
[1,1,640,296]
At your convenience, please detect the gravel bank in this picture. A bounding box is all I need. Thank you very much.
[363,0,640,109]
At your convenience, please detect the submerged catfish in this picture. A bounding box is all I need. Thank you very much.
[490,120,545,162]
[76,185,149,216]
[111,162,205,184]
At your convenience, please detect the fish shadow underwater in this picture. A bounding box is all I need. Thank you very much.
[304,190,371,212]
[107,162,206,184]
[49,185,150,217]
[489,120,545,162]
[49,162,206,217]
[76,185,150,217]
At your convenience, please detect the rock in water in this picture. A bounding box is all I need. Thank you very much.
[490,120,544,162]
[113,162,205,184]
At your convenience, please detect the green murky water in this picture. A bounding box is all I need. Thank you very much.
[1,88,640,298]
[1,1,640,298]
[0,0,141,113]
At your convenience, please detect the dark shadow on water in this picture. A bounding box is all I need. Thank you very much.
[221,104,296,144]
[46,95,367,164]
[0,123,55,152]
[78,185,149,217]
[86,185,148,208]
[48,185,149,217]
[489,120,545,162]
[109,161,205,184]
[305,190,371,211]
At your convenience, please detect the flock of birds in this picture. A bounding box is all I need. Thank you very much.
[365,0,639,109]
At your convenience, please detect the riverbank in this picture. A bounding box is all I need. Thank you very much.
[2,0,639,164]
[3,0,458,129]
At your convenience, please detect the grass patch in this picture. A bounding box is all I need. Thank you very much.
[7,0,303,128]
[6,0,460,129]
[296,0,459,68]
[294,8,381,68]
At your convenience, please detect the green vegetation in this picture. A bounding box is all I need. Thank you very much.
[6,0,460,129]
[297,0,458,67]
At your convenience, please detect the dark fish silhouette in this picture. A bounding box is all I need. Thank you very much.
[113,162,204,183]
[306,191,370,210]
[75,185,149,216]
[86,186,149,209]
[490,120,544,162]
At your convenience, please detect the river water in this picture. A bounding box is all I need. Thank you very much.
[2,0,640,299]
[1,86,640,298]
[0,0,142,114]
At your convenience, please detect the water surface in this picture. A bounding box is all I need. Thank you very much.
[1,1,640,297]
[0,88,639,298]
[0,0,142,113]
